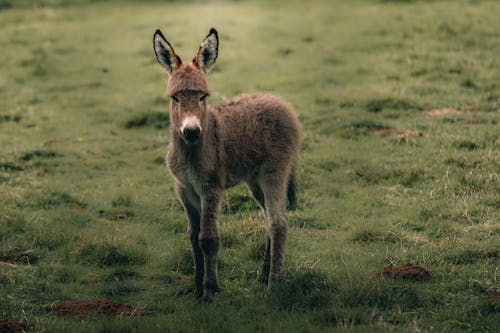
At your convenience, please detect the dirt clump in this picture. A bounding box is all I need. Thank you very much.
[421,108,461,116]
[370,128,425,137]
[486,290,500,301]
[0,320,31,333]
[69,203,87,212]
[50,298,143,318]
[382,263,431,281]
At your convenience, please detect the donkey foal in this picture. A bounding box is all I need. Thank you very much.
[153,28,300,302]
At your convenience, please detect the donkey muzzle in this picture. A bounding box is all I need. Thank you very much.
[183,127,201,143]
[180,116,202,144]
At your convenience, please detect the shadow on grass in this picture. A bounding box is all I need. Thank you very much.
[0,246,40,265]
[341,120,389,139]
[124,112,169,129]
[79,243,148,267]
[20,149,58,161]
[35,191,86,209]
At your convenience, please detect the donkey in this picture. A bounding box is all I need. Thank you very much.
[153,28,300,302]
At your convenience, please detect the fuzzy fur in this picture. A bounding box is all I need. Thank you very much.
[167,63,209,96]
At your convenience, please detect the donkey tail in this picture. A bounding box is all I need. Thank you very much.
[287,165,298,211]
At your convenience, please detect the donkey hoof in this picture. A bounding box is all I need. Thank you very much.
[267,274,282,289]
[202,290,215,303]
[194,288,203,299]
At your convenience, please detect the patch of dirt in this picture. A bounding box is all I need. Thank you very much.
[486,290,500,301]
[50,298,144,318]
[69,203,87,212]
[421,108,461,116]
[0,320,31,333]
[370,128,425,137]
[382,263,431,281]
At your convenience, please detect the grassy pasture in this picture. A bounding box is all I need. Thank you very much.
[0,0,499,332]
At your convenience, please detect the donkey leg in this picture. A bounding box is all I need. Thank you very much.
[258,237,272,284]
[248,182,271,284]
[261,174,289,288]
[248,182,266,209]
[176,183,203,298]
[199,188,222,302]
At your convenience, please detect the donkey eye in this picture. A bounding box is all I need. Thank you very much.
[171,96,179,103]
[199,94,208,102]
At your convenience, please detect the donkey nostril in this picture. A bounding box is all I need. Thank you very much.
[183,127,201,143]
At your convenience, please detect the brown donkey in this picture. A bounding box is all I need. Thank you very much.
[153,28,300,302]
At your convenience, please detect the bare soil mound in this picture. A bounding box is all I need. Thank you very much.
[382,263,431,281]
[50,298,143,318]
[486,291,500,301]
[0,320,31,333]
[421,108,461,116]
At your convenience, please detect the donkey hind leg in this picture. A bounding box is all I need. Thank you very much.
[260,173,289,288]
[199,189,222,302]
[248,182,271,284]
[176,183,203,298]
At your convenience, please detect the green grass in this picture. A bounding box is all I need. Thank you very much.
[1,0,499,332]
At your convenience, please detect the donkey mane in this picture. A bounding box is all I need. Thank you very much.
[153,28,300,302]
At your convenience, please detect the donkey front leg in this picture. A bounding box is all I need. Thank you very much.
[199,189,222,302]
[176,183,204,298]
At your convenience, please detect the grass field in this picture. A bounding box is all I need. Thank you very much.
[0,0,499,332]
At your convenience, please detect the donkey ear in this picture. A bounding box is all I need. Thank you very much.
[153,29,182,74]
[194,28,218,73]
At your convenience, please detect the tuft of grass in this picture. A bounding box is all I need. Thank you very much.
[78,242,148,267]
[350,228,399,244]
[111,194,133,208]
[268,269,336,311]
[0,114,22,123]
[0,247,40,265]
[443,248,499,265]
[164,246,194,276]
[34,191,85,209]
[20,150,58,161]
[222,192,260,214]
[365,97,420,113]
[454,140,484,151]
[153,156,165,165]
[104,268,140,282]
[341,120,390,138]
[0,162,24,172]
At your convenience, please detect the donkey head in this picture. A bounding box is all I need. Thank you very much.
[153,28,219,145]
